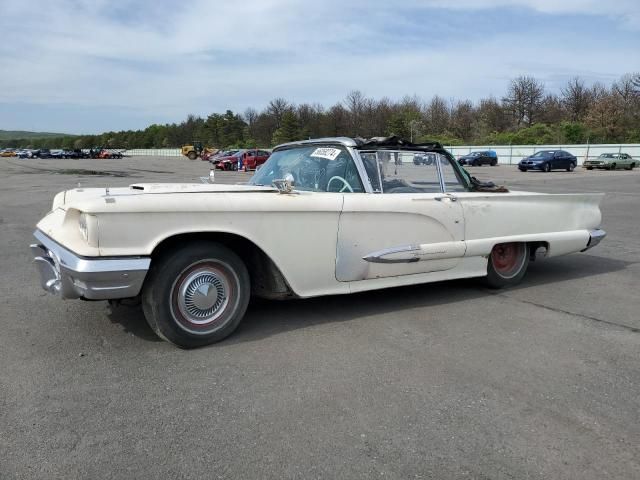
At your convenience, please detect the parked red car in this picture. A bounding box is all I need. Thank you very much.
[216,149,271,171]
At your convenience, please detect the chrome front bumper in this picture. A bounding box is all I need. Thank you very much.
[582,228,607,252]
[30,230,151,300]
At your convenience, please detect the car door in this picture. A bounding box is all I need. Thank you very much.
[257,150,270,167]
[336,152,466,282]
[550,151,561,169]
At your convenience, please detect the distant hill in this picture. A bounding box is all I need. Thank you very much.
[0,130,74,140]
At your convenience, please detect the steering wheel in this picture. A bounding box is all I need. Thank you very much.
[327,175,354,193]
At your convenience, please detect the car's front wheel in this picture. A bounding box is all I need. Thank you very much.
[543,163,551,172]
[485,242,529,289]
[142,242,250,348]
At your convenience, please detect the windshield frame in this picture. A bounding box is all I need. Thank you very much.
[248,138,472,194]
[248,142,369,193]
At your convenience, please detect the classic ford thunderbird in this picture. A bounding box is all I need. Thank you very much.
[31,137,606,348]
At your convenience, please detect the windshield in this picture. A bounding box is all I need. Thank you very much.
[248,145,364,193]
[531,151,553,158]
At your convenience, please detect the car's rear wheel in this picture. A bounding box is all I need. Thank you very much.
[626,163,634,170]
[142,242,250,348]
[490,159,497,166]
[543,163,551,172]
[567,162,575,172]
[586,167,593,170]
[187,151,198,160]
[485,242,529,289]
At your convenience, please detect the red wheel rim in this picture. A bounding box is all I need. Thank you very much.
[491,243,525,279]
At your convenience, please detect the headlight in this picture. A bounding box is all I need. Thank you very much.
[79,213,89,241]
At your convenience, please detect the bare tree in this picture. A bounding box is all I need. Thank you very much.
[632,73,640,94]
[477,96,509,134]
[450,100,476,141]
[243,107,258,126]
[612,73,640,120]
[585,93,624,141]
[425,95,450,134]
[266,98,291,128]
[344,90,367,136]
[561,77,591,121]
[539,94,566,125]
[502,76,545,127]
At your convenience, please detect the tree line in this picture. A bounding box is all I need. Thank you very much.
[3,73,639,150]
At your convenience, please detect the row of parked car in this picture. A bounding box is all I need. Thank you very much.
[0,148,125,159]
[455,149,637,172]
[208,148,272,171]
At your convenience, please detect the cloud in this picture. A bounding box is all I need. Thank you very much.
[0,0,638,133]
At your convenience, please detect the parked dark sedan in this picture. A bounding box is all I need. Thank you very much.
[36,149,52,158]
[458,150,498,166]
[518,150,577,172]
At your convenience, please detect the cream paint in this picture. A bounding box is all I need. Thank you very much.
[36,185,604,298]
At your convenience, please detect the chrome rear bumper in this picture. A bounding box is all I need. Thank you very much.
[582,228,606,252]
[31,230,150,300]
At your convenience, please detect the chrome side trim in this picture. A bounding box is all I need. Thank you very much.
[31,230,150,300]
[581,228,606,252]
[363,245,420,264]
[363,241,467,264]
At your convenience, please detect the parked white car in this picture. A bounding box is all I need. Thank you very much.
[31,137,606,348]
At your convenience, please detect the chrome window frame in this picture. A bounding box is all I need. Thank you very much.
[352,149,451,194]
[270,138,469,194]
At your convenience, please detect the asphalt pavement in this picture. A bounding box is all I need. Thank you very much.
[1,156,638,479]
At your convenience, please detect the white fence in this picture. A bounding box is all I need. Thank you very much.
[125,144,640,165]
[125,148,181,157]
[444,144,640,165]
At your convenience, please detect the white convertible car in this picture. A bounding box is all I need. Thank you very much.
[31,137,606,348]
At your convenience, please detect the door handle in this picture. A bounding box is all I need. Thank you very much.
[435,195,457,202]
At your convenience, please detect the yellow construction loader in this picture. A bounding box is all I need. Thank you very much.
[181,141,218,160]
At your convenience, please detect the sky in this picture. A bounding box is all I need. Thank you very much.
[1,0,639,134]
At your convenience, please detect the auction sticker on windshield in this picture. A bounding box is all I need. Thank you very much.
[310,147,341,161]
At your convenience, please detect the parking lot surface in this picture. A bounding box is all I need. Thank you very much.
[1,156,639,479]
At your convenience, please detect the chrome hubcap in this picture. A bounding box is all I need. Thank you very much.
[177,270,229,324]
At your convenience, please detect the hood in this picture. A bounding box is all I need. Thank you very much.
[61,183,276,205]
